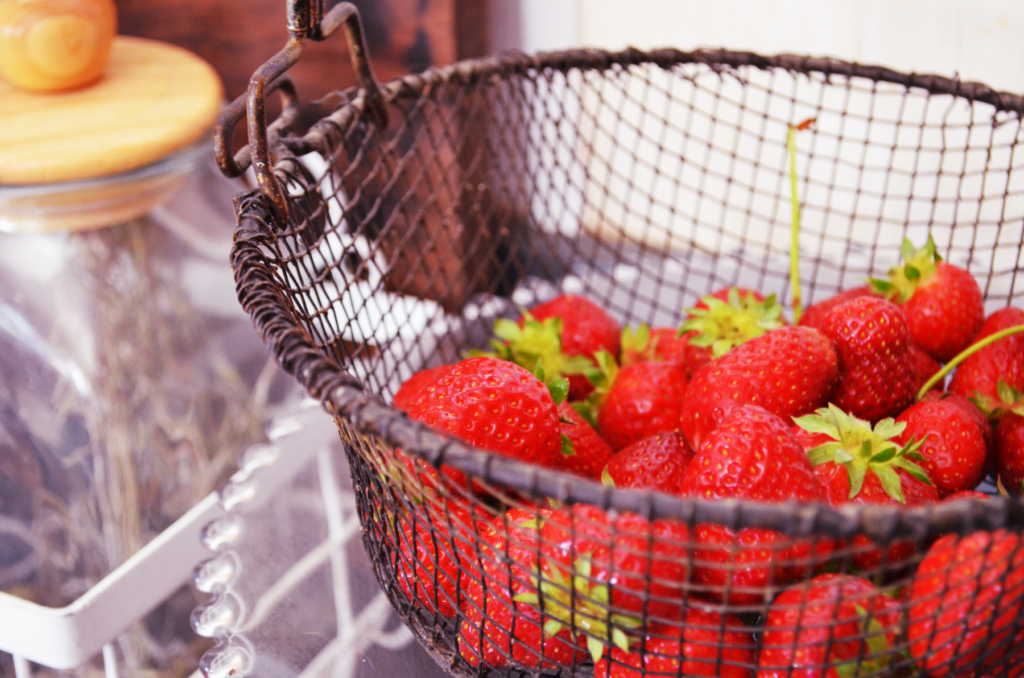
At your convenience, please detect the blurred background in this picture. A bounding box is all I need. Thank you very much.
[9,1,1014,677]
[113,0,1024,141]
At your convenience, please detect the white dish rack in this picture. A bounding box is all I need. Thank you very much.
[0,400,334,676]
[0,396,439,678]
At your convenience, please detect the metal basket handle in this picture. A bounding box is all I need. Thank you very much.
[213,0,388,223]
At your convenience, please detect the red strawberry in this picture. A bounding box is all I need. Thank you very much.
[909,342,943,392]
[680,405,834,603]
[995,409,1024,498]
[757,574,903,678]
[620,325,689,367]
[533,504,691,659]
[798,285,876,331]
[921,391,994,452]
[392,503,484,617]
[815,462,936,574]
[387,448,467,501]
[677,286,785,378]
[593,611,756,678]
[895,399,988,497]
[597,360,688,452]
[405,356,563,468]
[601,431,694,493]
[793,405,938,571]
[556,401,614,481]
[949,306,1024,414]
[679,325,839,451]
[458,508,581,669]
[393,364,453,411]
[943,490,991,502]
[817,296,917,422]
[871,235,984,362]
[458,579,580,670]
[907,530,1024,677]
[487,294,621,401]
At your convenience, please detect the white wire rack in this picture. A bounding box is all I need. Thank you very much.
[0,399,373,677]
[191,398,444,678]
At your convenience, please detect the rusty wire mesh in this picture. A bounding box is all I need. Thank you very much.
[228,48,1024,677]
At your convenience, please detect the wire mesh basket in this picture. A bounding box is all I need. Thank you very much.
[216,3,1024,676]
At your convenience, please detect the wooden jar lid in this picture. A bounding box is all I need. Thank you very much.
[0,36,223,185]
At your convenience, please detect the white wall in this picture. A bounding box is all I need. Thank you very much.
[491,0,1024,95]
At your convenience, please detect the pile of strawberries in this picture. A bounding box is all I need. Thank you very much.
[385,236,1024,677]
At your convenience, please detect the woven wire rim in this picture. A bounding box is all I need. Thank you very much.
[230,46,1024,544]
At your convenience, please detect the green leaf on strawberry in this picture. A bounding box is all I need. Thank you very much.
[620,323,651,358]
[573,348,619,424]
[560,433,576,457]
[473,313,595,384]
[795,403,933,504]
[989,379,1024,419]
[518,543,641,663]
[543,617,565,637]
[546,377,570,406]
[571,400,598,429]
[870,235,941,303]
[600,466,615,487]
[834,604,896,678]
[678,287,785,359]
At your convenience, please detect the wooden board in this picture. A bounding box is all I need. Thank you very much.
[0,36,223,184]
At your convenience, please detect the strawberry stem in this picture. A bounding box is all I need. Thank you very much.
[788,119,814,323]
[916,324,1024,400]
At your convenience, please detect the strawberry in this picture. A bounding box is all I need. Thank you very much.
[531,504,691,659]
[458,579,581,670]
[816,295,917,422]
[870,235,984,362]
[943,490,991,502]
[798,285,876,331]
[949,306,1024,414]
[458,507,581,669]
[995,409,1024,498]
[757,574,903,678]
[405,356,563,469]
[921,390,994,452]
[392,503,484,617]
[895,399,988,497]
[677,286,786,378]
[556,401,614,481]
[596,359,688,451]
[907,530,1024,677]
[593,610,756,678]
[386,448,466,501]
[620,325,688,367]
[794,404,938,571]
[393,364,453,411]
[679,325,839,451]
[909,342,943,392]
[601,431,694,493]
[680,405,835,603]
[483,294,621,401]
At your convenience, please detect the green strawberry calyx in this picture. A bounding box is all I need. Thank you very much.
[571,349,619,428]
[514,555,641,662]
[471,313,595,384]
[794,404,933,504]
[988,379,1024,419]
[600,466,616,487]
[526,361,577,457]
[834,604,896,678]
[678,287,785,360]
[870,235,941,304]
[620,324,652,366]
